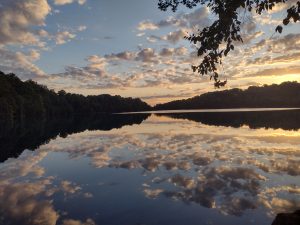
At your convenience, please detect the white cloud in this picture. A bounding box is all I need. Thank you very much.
[137,7,210,32]
[162,29,188,44]
[0,183,60,225]
[135,7,210,45]
[0,47,45,79]
[106,51,136,61]
[0,0,51,46]
[55,31,76,45]
[54,0,87,5]
[136,48,157,62]
[137,21,159,31]
[62,218,95,225]
[137,32,145,37]
[86,55,107,72]
[28,49,41,61]
[37,29,50,38]
[181,7,210,28]
[78,25,87,31]
[42,45,200,92]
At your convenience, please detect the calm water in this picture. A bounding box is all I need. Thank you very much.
[0,109,300,225]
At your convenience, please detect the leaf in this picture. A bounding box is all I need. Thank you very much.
[275,25,283,33]
[283,18,290,25]
[224,48,230,56]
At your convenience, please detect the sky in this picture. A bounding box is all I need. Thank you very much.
[0,0,300,105]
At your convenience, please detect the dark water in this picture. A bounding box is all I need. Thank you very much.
[0,109,300,225]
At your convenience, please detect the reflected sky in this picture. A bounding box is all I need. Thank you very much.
[0,113,300,225]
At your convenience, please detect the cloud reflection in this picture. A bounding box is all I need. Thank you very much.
[0,114,299,223]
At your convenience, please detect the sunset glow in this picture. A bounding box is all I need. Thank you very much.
[1,0,299,105]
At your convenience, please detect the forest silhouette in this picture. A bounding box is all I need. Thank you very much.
[155,82,300,110]
[2,70,300,163]
[0,71,151,127]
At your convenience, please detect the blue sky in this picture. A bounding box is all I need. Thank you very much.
[1,0,300,105]
[38,0,169,73]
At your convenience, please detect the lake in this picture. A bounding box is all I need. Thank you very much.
[0,109,300,225]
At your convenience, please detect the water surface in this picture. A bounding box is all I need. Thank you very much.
[0,109,300,225]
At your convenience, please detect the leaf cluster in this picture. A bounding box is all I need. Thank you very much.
[158,0,300,87]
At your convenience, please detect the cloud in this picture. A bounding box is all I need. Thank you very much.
[181,7,210,28]
[247,52,300,66]
[170,174,195,189]
[61,180,81,194]
[0,47,46,79]
[0,149,100,225]
[208,31,300,81]
[0,151,48,181]
[0,183,60,225]
[270,159,300,176]
[41,22,300,94]
[1,119,299,220]
[250,66,300,77]
[162,29,188,44]
[141,93,192,101]
[136,7,210,44]
[243,33,300,57]
[0,151,59,225]
[162,165,262,216]
[62,219,95,225]
[44,45,197,91]
[160,48,175,57]
[55,31,76,45]
[260,197,300,215]
[106,51,136,61]
[137,21,159,31]
[136,48,157,63]
[267,33,300,53]
[143,188,164,199]
[77,25,87,31]
[130,6,300,94]
[0,0,88,49]
[86,55,107,71]
[54,0,87,5]
[28,49,41,61]
[174,46,188,56]
[146,35,163,43]
[137,7,210,31]
[0,0,51,46]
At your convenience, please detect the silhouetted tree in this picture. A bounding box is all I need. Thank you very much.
[0,71,151,125]
[272,210,300,225]
[154,81,300,109]
[158,0,300,87]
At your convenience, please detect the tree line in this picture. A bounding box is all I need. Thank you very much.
[0,71,151,126]
[154,82,300,110]
[2,70,300,125]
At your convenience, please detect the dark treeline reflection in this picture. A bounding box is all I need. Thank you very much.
[157,109,300,130]
[0,113,150,162]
